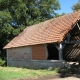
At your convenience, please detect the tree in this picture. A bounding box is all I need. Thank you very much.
[0,0,60,64]
[0,0,60,26]
[55,13,66,17]
[72,0,80,11]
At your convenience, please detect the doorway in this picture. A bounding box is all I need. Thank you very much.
[47,44,59,60]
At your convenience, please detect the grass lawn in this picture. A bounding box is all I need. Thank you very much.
[0,66,58,80]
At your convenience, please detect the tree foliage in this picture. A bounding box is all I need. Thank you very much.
[72,0,80,11]
[0,0,60,62]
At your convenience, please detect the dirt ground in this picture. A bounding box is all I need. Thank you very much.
[18,63,80,80]
[18,74,80,80]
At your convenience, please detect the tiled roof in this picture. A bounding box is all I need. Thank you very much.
[4,11,80,49]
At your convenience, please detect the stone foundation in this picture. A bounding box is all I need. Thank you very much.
[7,60,66,69]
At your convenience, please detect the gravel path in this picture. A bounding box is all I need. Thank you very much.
[19,76,80,80]
[49,77,80,80]
[19,74,80,80]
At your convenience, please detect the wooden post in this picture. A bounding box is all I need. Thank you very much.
[59,43,63,60]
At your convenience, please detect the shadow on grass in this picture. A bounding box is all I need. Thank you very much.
[58,63,80,78]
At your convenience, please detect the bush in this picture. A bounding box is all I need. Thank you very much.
[0,58,5,66]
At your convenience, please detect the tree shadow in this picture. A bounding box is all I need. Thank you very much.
[58,63,80,78]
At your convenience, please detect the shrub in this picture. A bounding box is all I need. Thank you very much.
[0,58,5,66]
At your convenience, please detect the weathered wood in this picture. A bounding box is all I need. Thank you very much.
[62,33,71,49]
[67,33,70,41]
[59,43,63,60]
[77,23,80,30]
[54,43,59,50]
[62,41,80,44]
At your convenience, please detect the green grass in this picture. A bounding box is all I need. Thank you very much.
[0,66,58,80]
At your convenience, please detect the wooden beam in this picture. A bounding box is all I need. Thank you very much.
[62,41,80,44]
[77,23,80,30]
[62,33,71,49]
[54,43,59,50]
[67,33,70,41]
[59,43,63,60]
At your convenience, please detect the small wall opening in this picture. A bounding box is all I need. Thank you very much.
[47,44,59,60]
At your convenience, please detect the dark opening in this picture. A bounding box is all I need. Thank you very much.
[47,44,59,60]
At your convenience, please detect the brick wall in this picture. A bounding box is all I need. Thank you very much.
[32,44,47,60]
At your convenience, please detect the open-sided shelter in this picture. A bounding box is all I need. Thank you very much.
[4,11,80,69]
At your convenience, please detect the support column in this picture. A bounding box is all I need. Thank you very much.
[59,43,63,60]
[45,44,48,60]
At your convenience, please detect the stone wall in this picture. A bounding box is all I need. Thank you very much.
[7,60,65,69]
[7,46,32,65]
[7,44,65,69]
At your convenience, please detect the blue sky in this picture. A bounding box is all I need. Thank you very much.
[56,0,78,14]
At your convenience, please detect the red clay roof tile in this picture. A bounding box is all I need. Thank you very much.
[4,11,80,49]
